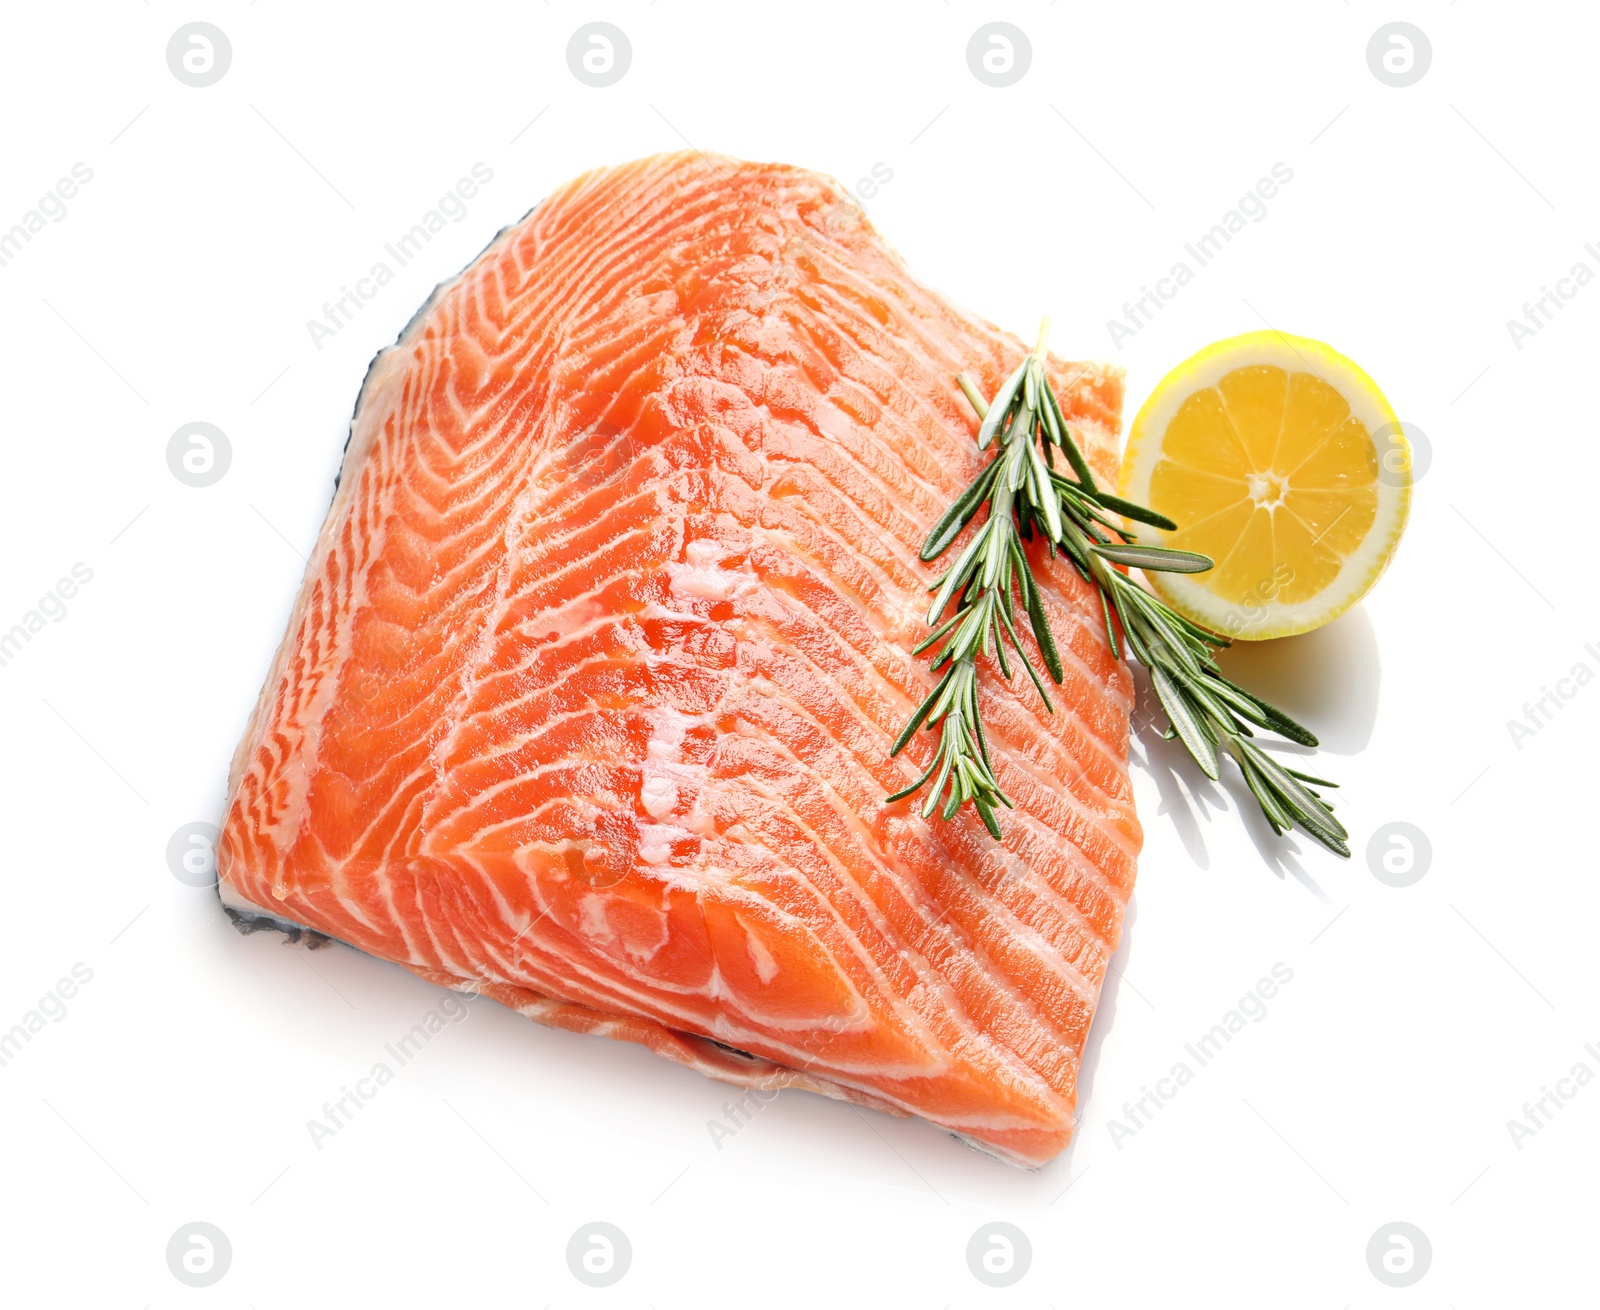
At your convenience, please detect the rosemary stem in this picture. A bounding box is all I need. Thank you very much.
[957,372,990,420]
[891,325,1348,858]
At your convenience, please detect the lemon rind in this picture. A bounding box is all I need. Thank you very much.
[1119,332,1412,641]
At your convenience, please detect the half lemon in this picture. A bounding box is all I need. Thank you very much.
[1119,331,1411,640]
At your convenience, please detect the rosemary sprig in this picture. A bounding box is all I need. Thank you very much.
[889,322,1350,858]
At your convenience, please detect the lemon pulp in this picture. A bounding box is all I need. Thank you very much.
[1120,333,1410,640]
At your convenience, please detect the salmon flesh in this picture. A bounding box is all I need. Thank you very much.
[218,153,1139,1168]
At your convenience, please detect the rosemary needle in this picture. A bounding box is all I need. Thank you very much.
[889,322,1350,858]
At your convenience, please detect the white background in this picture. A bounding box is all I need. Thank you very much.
[1,2,1593,1305]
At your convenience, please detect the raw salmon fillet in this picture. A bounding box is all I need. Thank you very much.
[219,152,1140,1167]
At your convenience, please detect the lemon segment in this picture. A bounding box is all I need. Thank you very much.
[1119,332,1411,640]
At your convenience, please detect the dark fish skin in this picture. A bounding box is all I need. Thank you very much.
[221,902,334,950]
[333,203,543,494]
[706,1040,760,1061]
